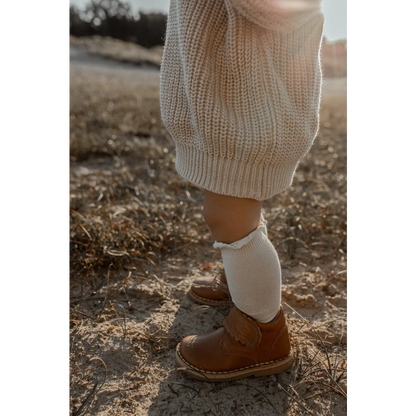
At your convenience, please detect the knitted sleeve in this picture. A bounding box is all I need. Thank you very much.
[227,0,323,31]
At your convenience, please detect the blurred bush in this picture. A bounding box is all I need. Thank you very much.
[70,0,167,48]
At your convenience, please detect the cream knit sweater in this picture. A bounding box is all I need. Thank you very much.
[159,0,324,200]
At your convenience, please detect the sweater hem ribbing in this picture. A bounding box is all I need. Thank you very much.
[175,144,299,201]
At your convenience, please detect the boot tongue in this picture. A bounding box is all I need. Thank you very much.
[223,307,262,350]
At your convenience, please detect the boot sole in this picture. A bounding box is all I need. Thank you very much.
[187,289,233,306]
[176,344,293,382]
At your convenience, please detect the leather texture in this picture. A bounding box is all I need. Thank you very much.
[189,272,232,304]
[178,304,291,374]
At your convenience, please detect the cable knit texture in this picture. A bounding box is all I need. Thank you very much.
[159,0,324,200]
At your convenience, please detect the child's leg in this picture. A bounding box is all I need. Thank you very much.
[203,190,263,242]
[204,190,281,323]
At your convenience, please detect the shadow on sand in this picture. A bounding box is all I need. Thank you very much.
[148,293,292,416]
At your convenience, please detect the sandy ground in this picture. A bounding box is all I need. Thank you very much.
[70,44,347,415]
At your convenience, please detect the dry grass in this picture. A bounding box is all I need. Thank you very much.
[71,35,163,68]
[70,90,346,295]
[70,42,346,415]
[70,35,347,77]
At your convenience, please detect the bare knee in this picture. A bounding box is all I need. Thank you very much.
[203,207,228,235]
[203,190,263,243]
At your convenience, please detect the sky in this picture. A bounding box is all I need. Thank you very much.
[70,0,347,41]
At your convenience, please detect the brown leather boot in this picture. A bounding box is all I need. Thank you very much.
[188,272,232,306]
[176,304,293,382]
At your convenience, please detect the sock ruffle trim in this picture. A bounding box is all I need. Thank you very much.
[213,222,267,250]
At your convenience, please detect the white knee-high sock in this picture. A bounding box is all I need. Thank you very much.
[213,222,281,323]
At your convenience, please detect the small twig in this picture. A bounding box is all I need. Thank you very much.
[277,383,314,416]
[314,381,347,398]
[167,384,179,396]
[304,387,332,400]
[239,380,279,415]
[73,357,107,416]
[71,209,92,225]
[176,367,211,382]
[121,304,127,337]
[97,265,113,319]
[109,301,119,317]
[79,223,92,241]
[302,368,347,380]
[333,323,346,379]
[71,309,96,321]
[74,381,99,416]
[90,357,108,393]
[166,382,200,395]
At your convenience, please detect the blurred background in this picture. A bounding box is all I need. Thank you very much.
[70,0,346,40]
[70,0,346,76]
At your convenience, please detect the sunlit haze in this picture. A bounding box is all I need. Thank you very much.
[70,0,346,41]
